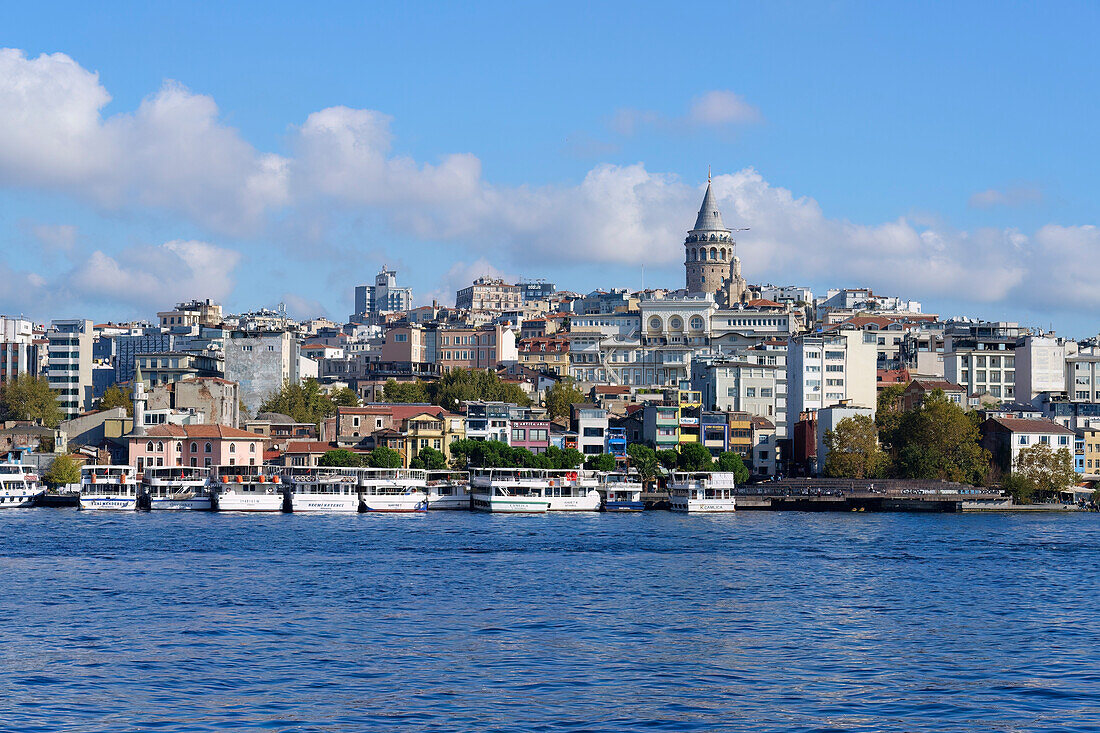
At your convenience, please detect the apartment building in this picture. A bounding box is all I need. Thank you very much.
[786,330,878,428]
[48,319,96,417]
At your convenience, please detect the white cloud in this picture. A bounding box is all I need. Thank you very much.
[687,90,762,126]
[279,293,329,321]
[67,240,241,310]
[28,223,78,253]
[969,185,1043,209]
[422,258,519,308]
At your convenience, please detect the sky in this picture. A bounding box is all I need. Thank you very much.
[0,2,1098,335]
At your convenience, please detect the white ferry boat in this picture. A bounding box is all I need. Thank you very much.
[424,471,471,510]
[597,471,645,511]
[212,465,286,512]
[285,467,360,513]
[0,463,45,508]
[668,471,738,513]
[358,468,428,512]
[141,466,212,510]
[79,465,139,511]
[471,469,601,513]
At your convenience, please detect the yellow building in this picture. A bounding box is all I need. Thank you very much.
[377,410,467,468]
[1081,428,1100,474]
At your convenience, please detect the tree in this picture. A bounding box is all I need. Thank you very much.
[367,446,404,468]
[427,368,531,411]
[1,374,62,428]
[875,383,907,451]
[555,448,584,469]
[891,392,989,485]
[1002,472,1036,505]
[1014,443,1076,501]
[823,415,887,479]
[383,379,429,404]
[318,449,364,467]
[626,443,659,483]
[259,378,342,425]
[716,451,750,484]
[42,454,81,487]
[545,378,586,420]
[677,442,715,471]
[330,386,361,407]
[584,453,617,472]
[656,449,680,473]
[97,384,133,416]
[410,446,448,470]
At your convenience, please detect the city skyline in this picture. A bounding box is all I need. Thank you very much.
[2,3,1098,336]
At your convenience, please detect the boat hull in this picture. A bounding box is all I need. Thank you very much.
[149,496,212,511]
[472,495,549,513]
[546,491,602,512]
[670,498,737,513]
[0,490,45,508]
[360,495,427,512]
[604,500,645,511]
[290,494,360,513]
[80,496,137,511]
[214,492,285,512]
[426,493,471,510]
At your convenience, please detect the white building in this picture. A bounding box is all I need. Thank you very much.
[571,405,609,457]
[224,331,301,416]
[48,319,95,417]
[353,267,413,324]
[1014,335,1071,402]
[1066,348,1100,402]
[690,357,787,438]
[942,321,1026,402]
[786,331,878,428]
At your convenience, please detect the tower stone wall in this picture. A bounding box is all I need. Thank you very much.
[684,180,737,296]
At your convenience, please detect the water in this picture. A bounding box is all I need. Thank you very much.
[1,509,1098,732]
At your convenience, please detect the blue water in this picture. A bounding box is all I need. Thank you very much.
[1,510,1098,732]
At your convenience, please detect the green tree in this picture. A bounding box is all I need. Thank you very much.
[875,383,907,451]
[367,446,404,468]
[555,448,584,469]
[584,453,617,471]
[259,378,343,425]
[0,374,62,428]
[330,386,361,407]
[656,449,680,473]
[823,415,888,479]
[892,392,989,484]
[410,446,448,470]
[318,449,364,467]
[716,451,750,484]
[426,368,531,411]
[626,443,659,483]
[383,379,429,404]
[96,384,133,416]
[42,454,81,487]
[677,442,715,471]
[544,378,586,420]
[1002,472,1037,505]
[1014,443,1076,501]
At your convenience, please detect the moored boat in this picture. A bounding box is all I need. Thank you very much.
[285,467,360,513]
[471,468,601,512]
[597,471,645,511]
[358,468,428,512]
[79,465,139,511]
[668,471,737,513]
[141,466,212,510]
[424,471,471,510]
[212,465,286,512]
[0,463,45,508]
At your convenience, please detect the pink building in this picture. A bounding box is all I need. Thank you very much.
[128,425,266,471]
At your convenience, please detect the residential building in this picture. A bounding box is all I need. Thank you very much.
[1065,348,1100,402]
[750,417,777,477]
[435,324,517,372]
[571,404,609,456]
[786,330,878,429]
[158,299,223,328]
[456,277,522,313]
[223,331,300,416]
[128,424,266,470]
[1014,334,1070,401]
[942,321,1026,402]
[134,351,220,387]
[147,376,240,428]
[464,401,511,442]
[518,336,570,375]
[980,416,1076,475]
[690,357,786,436]
[48,319,95,417]
[0,341,41,383]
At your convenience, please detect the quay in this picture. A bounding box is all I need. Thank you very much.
[733,479,1008,513]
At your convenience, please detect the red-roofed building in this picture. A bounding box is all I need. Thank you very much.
[980,416,1077,475]
[129,424,266,470]
[902,378,969,411]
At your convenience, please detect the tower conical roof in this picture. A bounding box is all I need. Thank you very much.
[692,182,728,232]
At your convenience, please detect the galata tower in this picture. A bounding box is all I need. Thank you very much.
[684,175,736,294]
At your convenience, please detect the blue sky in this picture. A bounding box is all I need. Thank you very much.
[1,2,1098,335]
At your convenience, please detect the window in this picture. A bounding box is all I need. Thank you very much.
[1018,435,1029,445]
[746,387,756,397]
[204,442,212,453]
[250,443,256,453]
[690,316,704,330]
[229,444,236,454]
[1059,436,1070,446]
[176,442,182,453]
[190,442,198,452]
[649,317,662,330]
[512,428,527,442]
[146,441,153,451]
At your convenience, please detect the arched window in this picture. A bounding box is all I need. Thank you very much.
[190,442,197,452]
[669,316,683,330]
[229,443,236,454]
[204,442,212,453]
[249,443,256,453]
[710,247,718,260]
[690,316,705,330]
[176,442,182,453]
[648,317,662,331]
[146,441,153,451]
[720,248,727,261]
[156,442,164,451]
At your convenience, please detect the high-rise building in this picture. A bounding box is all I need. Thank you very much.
[224,331,300,416]
[48,319,95,417]
[352,267,413,324]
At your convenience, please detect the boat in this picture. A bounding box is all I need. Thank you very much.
[424,471,472,510]
[358,468,428,512]
[141,466,212,510]
[285,467,360,513]
[0,463,45,508]
[668,471,738,513]
[597,471,645,511]
[79,465,139,511]
[471,468,601,513]
[212,465,286,512]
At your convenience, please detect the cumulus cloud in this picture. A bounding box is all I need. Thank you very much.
[968,185,1043,209]
[27,223,78,253]
[67,240,241,310]
[0,48,287,234]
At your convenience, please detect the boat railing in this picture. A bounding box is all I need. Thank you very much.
[81,465,137,485]
[425,470,469,486]
[143,467,210,484]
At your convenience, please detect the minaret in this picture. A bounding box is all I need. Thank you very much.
[130,364,147,437]
[684,172,735,294]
